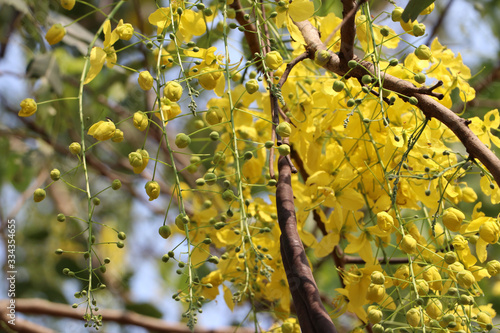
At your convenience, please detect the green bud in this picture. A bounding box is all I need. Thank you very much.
[408,97,419,105]
[413,23,426,37]
[204,172,217,185]
[415,45,432,60]
[348,60,358,69]
[57,214,66,222]
[332,80,345,92]
[264,141,274,149]
[314,50,331,66]
[276,122,292,137]
[222,189,235,202]
[362,75,373,85]
[69,142,81,155]
[50,169,61,181]
[159,225,172,239]
[175,133,191,148]
[209,131,220,141]
[277,144,290,156]
[112,179,122,190]
[34,188,46,203]
[203,8,213,16]
[414,72,426,84]
[195,178,206,186]
[55,249,64,255]
[391,7,403,22]
[118,232,126,240]
[380,26,390,37]
[245,79,259,94]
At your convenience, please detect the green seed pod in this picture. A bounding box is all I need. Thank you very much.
[245,79,259,94]
[208,256,220,264]
[314,50,331,66]
[34,188,46,202]
[69,142,81,155]
[175,133,191,148]
[277,144,290,156]
[112,179,122,190]
[50,169,61,181]
[276,122,292,137]
[159,225,172,239]
[204,172,217,185]
[332,80,345,92]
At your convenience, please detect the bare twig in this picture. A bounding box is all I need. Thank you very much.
[339,0,358,63]
[0,299,253,333]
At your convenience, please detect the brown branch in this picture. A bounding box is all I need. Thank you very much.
[0,299,253,333]
[276,156,337,333]
[293,19,500,186]
[339,0,357,64]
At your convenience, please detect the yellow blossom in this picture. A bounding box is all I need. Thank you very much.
[156,98,182,125]
[111,129,124,143]
[116,19,134,40]
[486,260,500,276]
[265,51,283,71]
[376,212,394,232]
[87,120,116,141]
[456,270,475,289]
[84,20,119,84]
[426,298,443,320]
[45,24,66,45]
[442,207,465,232]
[400,234,417,254]
[163,81,183,102]
[18,98,37,117]
[366,283,385,303]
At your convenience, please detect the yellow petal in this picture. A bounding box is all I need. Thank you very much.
[288,0,315,22]
[84,47,106,84]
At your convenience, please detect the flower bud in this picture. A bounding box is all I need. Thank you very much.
[442,207,465,232]
[406,308,421,327]
[116,21,134,40]
[367,307,383,324]
[412,23,426,37]
[366,283,385,303]
[380,26,390,37]
[376,212,394,232]
[371,271,386,285]
[138,71,154,90]
[444,251,457,264]
[158,225,172,239]
[414,45,432,60]
[415,279,429,296]
[332,80,345,92]
[276,122,292,137]
[401,234,417,254]
[129,152,143,167]
[391,7,404,22]
[414,72,426,84]
[88,120,116,141]
[34,188,46,202]
[50,169,61,181]
[163,81,183,102]
[479,220,500,244]
[461,186,477,202]
[264,51,283,70]
[206,107,223,125]
[45,24,66,45]
[111,129,124,142]
[204,172,217,185]
[277,144,290,156]
[69,142,81,155]
[18,98,37,117]
[134,149,149,174]
[420,3,435,15]
[175,133,191,148]
[426,299,443,319]
[245,79,259,94]
[486,260,500,276]
[222,189,235,202]
[133,111,149,131]
[111,179,122,190]
[145,180,160,201]
[61,0,75,10]
[314,50,331,66]
[456,270,475,289]
[392,265,409,287]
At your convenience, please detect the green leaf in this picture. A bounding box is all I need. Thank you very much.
[401,0,436,22]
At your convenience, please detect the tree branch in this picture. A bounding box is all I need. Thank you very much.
[276,156,337,333]
[339,0,357,64]
[293,19,500,186]
[0,299,253,333]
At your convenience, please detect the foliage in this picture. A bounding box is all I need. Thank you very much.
[2,0,500,332]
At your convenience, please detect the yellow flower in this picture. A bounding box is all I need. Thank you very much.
[163,81,183,102]
[366,283,385,303]
[376,212,394,232]
[456,270,475,289]
[148,7,205,40]
[128,149,149,174]
[138,71,154,90]
[392,265,409,288]
[426,298,443,319]
[145,181,160,201]
[201,270,223,300]
[442,207,465,232]
[87,120,116,141]
[133,111,149,131]
[111,129,124,143]
[69,142,81,155]
[486,260,500,276]
[61,0,75,10]
[479,220,500,244]
[367,307,383,324]
[156,98,182,125]
[84,20,120,84]
[18,98,37,117]
[45,24,66,45]
[400,234,417,254]
[116,19,134,40]
[477,312,492,329]
[275,0,315,28]
[265,51,283,71]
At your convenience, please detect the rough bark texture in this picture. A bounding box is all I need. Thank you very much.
[294,19,500,186]
[276,156,337,333]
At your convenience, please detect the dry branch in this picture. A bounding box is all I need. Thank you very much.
[0,299,253,333]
